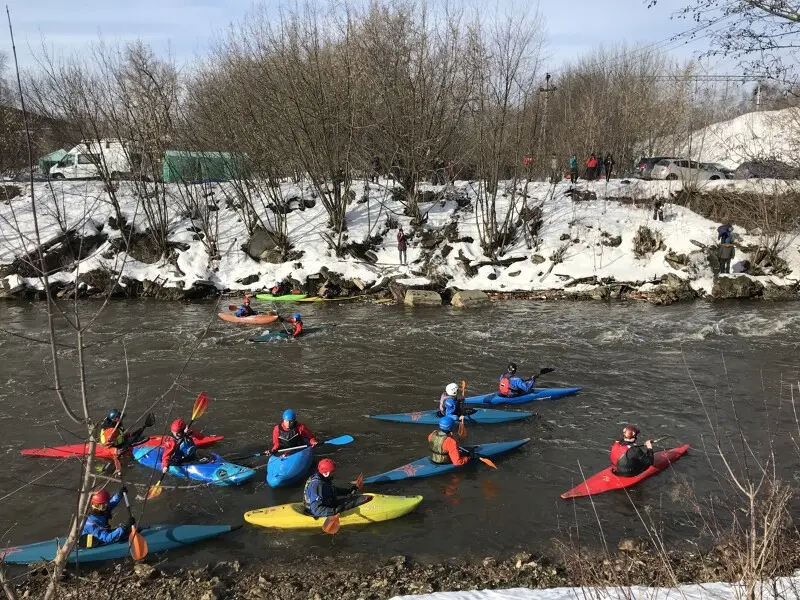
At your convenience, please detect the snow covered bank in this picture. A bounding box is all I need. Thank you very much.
[0,176,798,302]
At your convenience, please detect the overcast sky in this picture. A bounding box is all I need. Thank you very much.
[5,0,734,73]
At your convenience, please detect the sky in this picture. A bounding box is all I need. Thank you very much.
[4,0,735,74]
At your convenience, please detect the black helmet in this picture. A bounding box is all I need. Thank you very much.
[507,363,517,374]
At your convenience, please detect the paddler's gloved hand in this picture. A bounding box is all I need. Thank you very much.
[119,485,128,495]
[127,517,136,528]
[467,448,479,460]
[144,413,156,428]
[349,485,360,495]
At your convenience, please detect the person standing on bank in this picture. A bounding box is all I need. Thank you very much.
[397,226,408,265]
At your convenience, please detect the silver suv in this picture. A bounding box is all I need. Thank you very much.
[651,159,725,181]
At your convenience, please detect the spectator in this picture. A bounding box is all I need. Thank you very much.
[549,154,559,184]
[595,152,604,179]
[603,153,615,180]
[397,226,408,265]
[653,200,664,222]
[369,156,381,183]
[585,154,599,181]
[717,224,735,274]
[569,154,579,183]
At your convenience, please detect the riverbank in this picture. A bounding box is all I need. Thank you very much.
[11,537,799,600]
[1,178,799,305]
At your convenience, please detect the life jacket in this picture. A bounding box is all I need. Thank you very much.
[429,430,452,464]
[443,396,459,417]
[303,473,336,512]
[498,374,512,396]
[610,440,638,474]
[293,321,303,337]
[277,423,303,449]
[170,436,196,464]
[80,512,111,548]
[100,424,126,447]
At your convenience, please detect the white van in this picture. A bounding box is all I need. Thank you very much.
[49,139,138,180]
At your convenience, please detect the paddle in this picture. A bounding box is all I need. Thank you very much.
[225,435,355,462]
[121,489,148,560]
[459,445,497,469]
[323,473,364,535]
[457,380,467,439]
[146,392,209,500]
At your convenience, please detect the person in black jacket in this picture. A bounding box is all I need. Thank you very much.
[603,153,615,180]
[609,425,654,477]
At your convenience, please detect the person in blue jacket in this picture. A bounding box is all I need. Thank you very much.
[235,296,256,317]
[498,363,536,397]
[303,459,368,517]
[81,487,134,548]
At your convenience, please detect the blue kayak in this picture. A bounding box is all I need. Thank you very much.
[464,387,582,406]
[362,438,530,484]
[369,408,532,425]
[251,326,328,343]
[0,524,238,564]
[266,446,314,487]
[132,447,256,486]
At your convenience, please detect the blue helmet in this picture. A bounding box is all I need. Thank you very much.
[282,409,296,422]
[438,416,455,432]
[292,313,301,321]
[107,409,121,423]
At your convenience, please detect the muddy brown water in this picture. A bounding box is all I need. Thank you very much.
[0,299,798,569]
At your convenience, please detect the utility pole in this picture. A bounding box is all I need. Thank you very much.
[537,73,556,175]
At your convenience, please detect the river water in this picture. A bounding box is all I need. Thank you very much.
[1,299,799,568]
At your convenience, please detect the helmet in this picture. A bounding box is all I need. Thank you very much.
[623,425,640,439]
[292,313,301,321]
[282,409,296,422]
[170,418,186,435]
[91,489,111,507]
[507,363,517,374]
[445,383,459,396]
[243,296,250,304]
[438,416,455,432]
[317,458,336,475]
[107,409,121,423]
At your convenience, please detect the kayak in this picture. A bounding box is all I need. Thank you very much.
[363,438,530,484]
[217,312,278,325]
[251,326,328,343]
[254,293,308,302]
[464,387,582,406]
[0,524,238,564]
[266,446,314,488]
[560,444,690,499]
[369,408,533,425]
[21,433,224,460]
[295,296,359,303]
[244,493,422,529]
[132,447,256,486]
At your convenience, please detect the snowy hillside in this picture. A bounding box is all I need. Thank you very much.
[0,176,798,302]
[670,108,800,169]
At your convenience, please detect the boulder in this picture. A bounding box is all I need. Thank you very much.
[648,273,697,305]
[711,275,763,299]
[404,289,442,307]
[531,254,546,264]
[244,226,277,260]
[451,290,489,308]
[665,251,688,270]
[762,282,799,301]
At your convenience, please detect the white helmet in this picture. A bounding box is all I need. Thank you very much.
[445,383,459,396]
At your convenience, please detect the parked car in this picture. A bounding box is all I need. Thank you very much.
[733,160,800,180]
[635,156,680,179]
[650,159,726,181]
[700,162,735,178]
[50,139,140,180]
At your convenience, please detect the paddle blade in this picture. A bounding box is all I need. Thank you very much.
[145,480,164,500]
[192,392,209,421]
[479,457,497,469]
[129,527,148,560]
[111,455,122,477]
[356,473,364,490]
[324,435,354,446]
[228,305,238,311]
[539,367,556,376]
[461,380,466,397]
[458,418,466,439]
[322,514,341,535]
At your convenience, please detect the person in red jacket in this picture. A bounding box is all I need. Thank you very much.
[269,409,318,455]
[427,417,473,466]
[161,418,197,472]
[610,425,653,477]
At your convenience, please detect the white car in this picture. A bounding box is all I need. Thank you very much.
[650,159,726,181]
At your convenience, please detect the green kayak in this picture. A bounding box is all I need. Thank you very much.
[254,294,308,302]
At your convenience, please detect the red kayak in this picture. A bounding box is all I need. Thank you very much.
[560,444,690,499]
[21,432,224,460]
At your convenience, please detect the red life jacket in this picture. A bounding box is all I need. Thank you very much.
[609,440,632,467]
[498,375,511,396]
[293,321,303,337]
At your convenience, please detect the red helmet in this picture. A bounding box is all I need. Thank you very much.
[623,425,640,439]
[243,296,250,304]
[91,489,111,506]
[317,458,336,475]
[171,419,186,435]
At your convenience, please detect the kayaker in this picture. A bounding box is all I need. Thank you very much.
[235,296,256,317]
[287,313,303,337]
[438,383,475,419]
[428,417,473,466]
[610,425,654,477]
[498,363,536,397]
[269,409,318,455]
[100,409,155,455]
[80,487,135,548]
[303,458,368,517]
[161,419,198,473]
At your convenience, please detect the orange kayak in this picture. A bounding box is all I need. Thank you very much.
[218,312,278,325]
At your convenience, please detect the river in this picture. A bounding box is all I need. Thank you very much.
[1,299,799,568]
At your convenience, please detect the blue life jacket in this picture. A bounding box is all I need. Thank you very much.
[81,493,125,547]
[443,397,459,417]
[173,437,197,463]
[303,473,339,517]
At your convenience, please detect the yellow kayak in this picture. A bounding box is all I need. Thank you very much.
[244,493,423,529]
[295,296,359,303]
